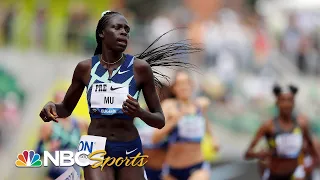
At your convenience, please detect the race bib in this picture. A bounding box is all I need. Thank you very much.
[177,115,205,140]
[77,135,107,166]
[90,83,128,114]
[275,134,303,157]
[55,167,80,180]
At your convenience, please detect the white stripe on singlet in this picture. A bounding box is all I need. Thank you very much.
[143,167,149,180]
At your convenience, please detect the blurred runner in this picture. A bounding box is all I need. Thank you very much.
[135,84,173,180]
[245,84,318,180]
[257,121,317,180]
[154,70,218,180]
[36,91,88,180]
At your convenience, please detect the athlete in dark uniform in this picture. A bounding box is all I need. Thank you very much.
[39,10,201,180]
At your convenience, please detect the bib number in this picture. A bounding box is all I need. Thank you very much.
[177,116,205,139]
[90,83,128,114]
[275,134,303,157]
[77,135,107,166]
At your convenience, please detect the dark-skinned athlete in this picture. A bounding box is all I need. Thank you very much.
[39,10,201,180]
[245,84,318,180]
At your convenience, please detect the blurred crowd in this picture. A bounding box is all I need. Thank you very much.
[280,14,320,75]
[0,68,24,153]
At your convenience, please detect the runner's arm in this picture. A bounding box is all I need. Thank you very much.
[196,96,212,134]
[301,117,319,170]
[133,60,165,129]
[196,97,219,150]
[205,117,219,151]
[244,122,270,160]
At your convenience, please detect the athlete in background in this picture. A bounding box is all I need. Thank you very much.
[257,119,317,180]
[154,70,218,180]
[36,91,88,180]
[245,84,318,180]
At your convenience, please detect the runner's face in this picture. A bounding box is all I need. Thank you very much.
[101,14,130,52]
[173,72,192,100]
[277,93,294,115]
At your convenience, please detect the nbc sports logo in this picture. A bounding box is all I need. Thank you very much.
[15,150,42,167]
[15,149,92,167]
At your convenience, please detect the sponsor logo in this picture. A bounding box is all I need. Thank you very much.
[15,150,42,167]
[110,86,124,91]
[118,70,130,75]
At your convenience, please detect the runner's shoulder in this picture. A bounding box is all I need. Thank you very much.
[74,59,91,78]
[76,59,91,71]
[296,114,310,129]
[261,119,274,132]
[133,58,151,74]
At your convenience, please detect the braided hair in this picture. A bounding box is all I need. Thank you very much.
[94,11,121,55]
[94,11,202,88]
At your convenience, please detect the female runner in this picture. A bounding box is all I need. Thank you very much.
[39,10,200,180]
[245,84,318,180]
[153,70,217,180]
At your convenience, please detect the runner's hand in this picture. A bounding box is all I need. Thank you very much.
[39,101,58,122]
[122,95,142,118]
[257,150,272,160]
[196,96,211,112]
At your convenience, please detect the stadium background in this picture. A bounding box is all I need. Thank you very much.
[1,0,320,179]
